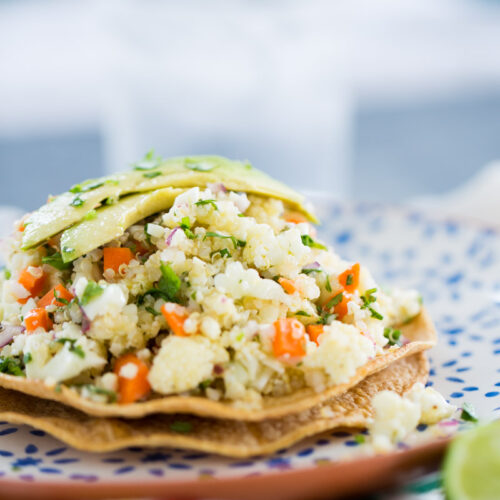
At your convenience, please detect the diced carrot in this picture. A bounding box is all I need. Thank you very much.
[338,263,360,294]
[103,247,134,273]
[278,277,299,295]
[334,294,350,320]
[38,284,74,308]
[25,308,53,333]
[114,353,151,404]
[273,318,306,359]
[285,212,308,224]
[161,303,189,336]
[17,267,46,304]
[19,222,26,232]
[306,324,324,345]
[324,292,351,320]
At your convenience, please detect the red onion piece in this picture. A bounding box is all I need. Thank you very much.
[213,364,224,375]
[80,307,91,334]
[166,227,181,247]
[303,261,321,271]
[0,323,24,348]
[207,182,227,194]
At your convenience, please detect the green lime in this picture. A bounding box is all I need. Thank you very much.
[443,420,500,500]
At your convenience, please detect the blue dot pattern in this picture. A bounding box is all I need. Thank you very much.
[0,201,497,483]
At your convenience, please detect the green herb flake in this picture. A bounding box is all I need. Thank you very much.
[210,248,231,259]
[0,357,24,377]
[158,262,181,301]
[204,231,246,249]
[346,273,354,286]
[170,421,193,433]
[184,158,215,172]
[461,402,478,423]
[55,338,85,358]
[133,149,164,171]
[295,310,311,317]
[83,209,97,221]
[301,234,327,250]
[145,306,160,316]
[198,379,212,390]
[70,195,85,208]
[42,252,72,271]
[23,352,32,364]
[325,277,332,292]
[80,281,104,306]
[180,217,196,239]
[325,292,343,310]
[302,268,322,275]
[144,225,152,245]
[195,199,218,210]
[53,288,70,306]
[143,171,162,179]
[354,434,365,444]
[384,327,402,346]
[236,332,244,342]
[82,384,117,403]
[3,268,11,280]
[360,288,383,319]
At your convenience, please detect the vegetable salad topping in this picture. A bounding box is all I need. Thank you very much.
[0,185,421,408]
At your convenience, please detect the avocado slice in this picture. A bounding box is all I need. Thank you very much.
[22,156,317,251]
[60,187,184,262]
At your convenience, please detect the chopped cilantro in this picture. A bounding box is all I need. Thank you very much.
[82,384,117,403]
[204,231,246,249]
[301,234,327,250]
[295,310,311,317]
[55,338,85,358]
[384,327,402,346]
[325,277,332,292]
[325,292,343,310]
[42,252,72,271]
[198,379,212,390]
[184,158,215,172]
[0,357,24,376]
[144,225,152,245]
[23,352,32,364]
[70,195,85,207]
[361,288,384,320]
[195,199,218,210]
[143,171,162,179]
[80,281,104,306]
[210,248,231,259]
[346,273,354,286]
[170,421,192,433]
[83,209,97,221]
[461,402,478,423]
[159,262,181,301]
[302,268,322,275]
[354,434,365,444]
[53,288,70,306]
[317,312,335,325]
[145,306,160,316]
[180,217,196,239]
[3,268,11,280]
[133,149,164,171]
[69,181,103,194]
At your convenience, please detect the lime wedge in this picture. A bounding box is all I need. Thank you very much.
[443,420,500,500]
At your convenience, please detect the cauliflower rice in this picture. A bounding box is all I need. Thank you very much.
[0,182,422,409]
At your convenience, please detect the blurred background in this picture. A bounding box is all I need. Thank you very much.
[1,0,500,215]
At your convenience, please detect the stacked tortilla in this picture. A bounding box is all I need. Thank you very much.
[0,156,436,456]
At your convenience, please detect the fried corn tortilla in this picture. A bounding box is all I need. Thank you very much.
[0,352,429,457]
[0,309,435,421]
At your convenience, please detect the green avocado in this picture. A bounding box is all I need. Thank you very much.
[60,187,185,262]
[22,155,317,252]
